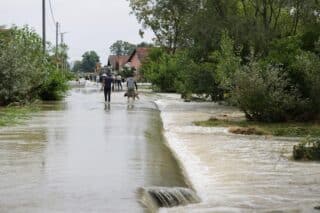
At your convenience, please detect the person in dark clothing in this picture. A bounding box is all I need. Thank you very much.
[102,73,113,103]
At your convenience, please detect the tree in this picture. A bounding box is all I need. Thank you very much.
[0,26,69,105]
[50,43,70,70]
[109,40,136,55]
[128,0,196,54]
[132,0,320,121]
[0,26,47,105]
[137,42,154,48]
[72,60,82,72]
[80,51,100,72]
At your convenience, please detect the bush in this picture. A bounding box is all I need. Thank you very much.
[232,63,306,122]
[0,26,69,105]
[230,36,320,122]
[141,48,186,92]
[211,31,241,92]
[293,137,320,161]
[292,52,320,119]
[39,69,69,101]
[121,66,135,79]
[141,48,223,100]
[267,36,303,67]
[183,62,223,101]
[0,26,47,105]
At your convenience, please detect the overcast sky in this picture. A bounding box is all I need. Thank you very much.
[0,0,154,64]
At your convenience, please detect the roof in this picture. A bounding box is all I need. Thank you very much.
[107,55,117,68]
[128,48,150,62]
[118,55,130,67]
[108,55,130,70]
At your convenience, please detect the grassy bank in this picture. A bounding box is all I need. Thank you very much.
[0,105,38,127]
[194,118,320,138]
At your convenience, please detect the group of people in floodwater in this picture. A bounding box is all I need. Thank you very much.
[101,72,138,104]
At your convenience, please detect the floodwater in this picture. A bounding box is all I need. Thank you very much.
[0,84,187,213]
[2,85,320,213]
[156,97,320,212]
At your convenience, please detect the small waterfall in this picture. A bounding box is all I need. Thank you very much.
[139,187,200,211]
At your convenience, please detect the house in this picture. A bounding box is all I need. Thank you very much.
[107,55,130,71]
[127,48,150,72]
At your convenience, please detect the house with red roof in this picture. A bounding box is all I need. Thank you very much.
[127,48,150,72]
[107,55,130,71]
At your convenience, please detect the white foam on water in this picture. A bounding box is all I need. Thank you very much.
[155,98,320,213]
[156,100,213,200]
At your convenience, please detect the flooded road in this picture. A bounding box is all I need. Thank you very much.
[0,85,186,212]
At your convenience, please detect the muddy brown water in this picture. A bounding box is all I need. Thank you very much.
[0,86,187,212]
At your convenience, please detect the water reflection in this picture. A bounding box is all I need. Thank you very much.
[0,87,186,212]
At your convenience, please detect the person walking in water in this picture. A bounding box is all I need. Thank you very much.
[102,72,113,104]
[126,74,138,104]
[116,74,123,91]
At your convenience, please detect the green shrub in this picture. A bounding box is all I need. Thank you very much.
[64,70,76,81]
[141,48,187,92]
[292,52,320,119]
[184,62,223,101]
[0,26,47,105]
[232,63,306,122]
[39,69,69,101]
[121,66,135,79]
[141,48,222,100]
[211,31,241,92]
[267,36,303,67]
[0,26,69,104]
[293,137,320,161]
[266,36,320,116]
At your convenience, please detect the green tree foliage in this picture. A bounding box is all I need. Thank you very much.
[292,51,320,119]
[0,26,47,105]
[72,60,82,72]
[141,48,222,100]
[133,0,320,121]
[137,42,154,48]
[57,43,69,69]
[121,66,135,79]
[232,63,305,122]
[141,48,179,92]
[110,40,136,55]
[128,0,196,53]
[0,26,69,105]
[183,62,223,101]
[212,31,241,92]
[80,51,100,72]
[39,68,69,101]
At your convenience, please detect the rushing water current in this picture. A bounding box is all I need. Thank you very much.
[156,96,320,213]
[0,85,187,213]
[1,84,320,213]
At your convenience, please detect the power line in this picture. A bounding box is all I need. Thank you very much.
[48,0,56,28]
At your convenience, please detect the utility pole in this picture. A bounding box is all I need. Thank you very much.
[42,0,46,53]
[56,22,59,57]
[55,22,59,68]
